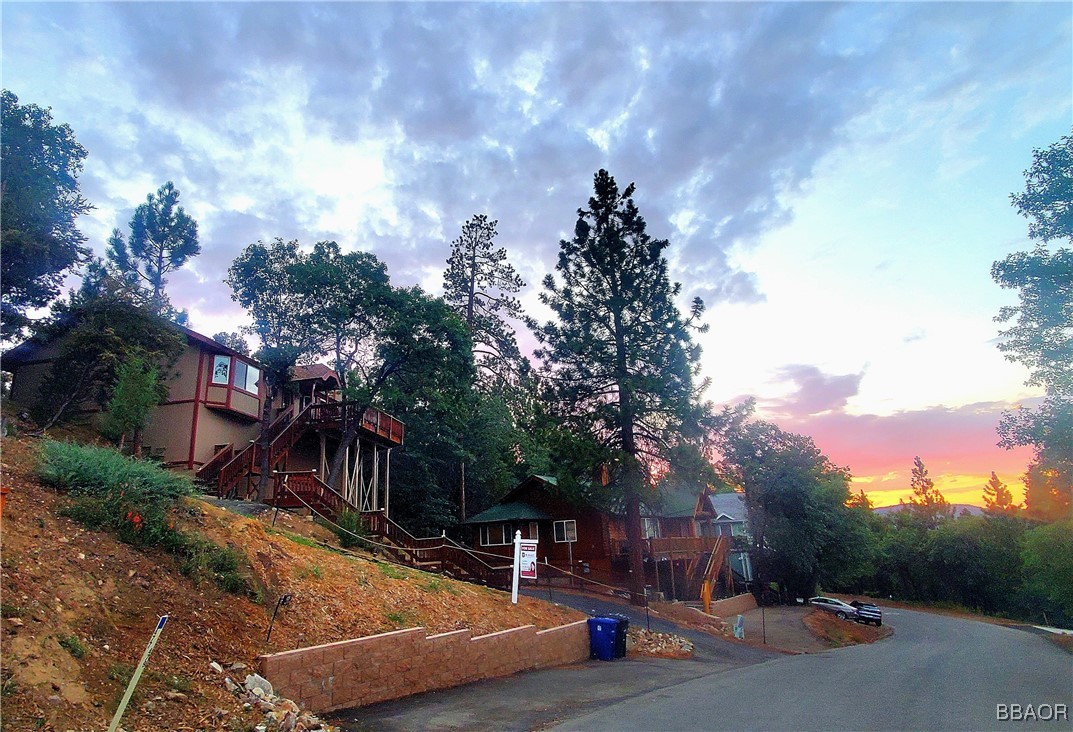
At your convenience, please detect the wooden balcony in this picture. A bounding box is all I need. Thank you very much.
[611,536,723,557]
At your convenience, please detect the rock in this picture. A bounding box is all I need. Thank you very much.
[140,701,156,713]
[229,661,248,671]
[163,690,187,701]
[245,673,273,698]
[48,695,62,703]
[7,618,23,627]
[210,661,224,673]
[224,677,238,693]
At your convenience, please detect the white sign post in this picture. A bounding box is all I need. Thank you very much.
[511,530,522,604]
[108,615,169,732]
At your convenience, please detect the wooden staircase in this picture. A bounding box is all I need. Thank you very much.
[362,511,513,588]
[197,400,404,502]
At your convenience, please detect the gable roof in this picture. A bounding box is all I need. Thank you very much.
[292,363,340,384]
[708,491,747,522]
[464,501,553,525]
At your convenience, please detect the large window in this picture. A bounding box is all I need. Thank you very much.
[211,355,230,385]
[480,522,538,546]
[480,524,510,546]
[232,360,260,393]
[553,519,577,543]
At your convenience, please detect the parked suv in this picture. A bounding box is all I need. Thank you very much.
[850,600,883,626]
[808,596,858,621]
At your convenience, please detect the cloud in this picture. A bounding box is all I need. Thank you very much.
[766,365,864,417]
[775,399,1039,505]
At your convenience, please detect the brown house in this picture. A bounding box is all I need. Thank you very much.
[3,325,405,522]
[464,475,739,601]
[4,325,264,469]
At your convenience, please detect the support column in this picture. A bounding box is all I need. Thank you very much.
[384,448,391,520]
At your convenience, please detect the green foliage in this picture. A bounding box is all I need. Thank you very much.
[106,181,200,318]
[983,471,1020,515]
[58,634,86,659]
[332,510,371,549]
[0,89,92,341]
[299,239,390,391]
[377,562,406,579]
[384,610,414,627]
[1022,520,1073,625]
[31,280,184,429]
[40,441,256,596]
[533,169,707,599]
[102,356,162,454]
[443,213,527,387]
[715,412,871,599]
[211,331,249,356]
[992,131,1073,523]
[900,456,954,527]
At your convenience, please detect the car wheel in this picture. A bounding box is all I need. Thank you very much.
[836,611,847,620]
[876,621,882,627]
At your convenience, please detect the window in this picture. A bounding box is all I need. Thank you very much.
[480,524,510,546]
[553,519,577,543]
[642,518,660,539]
[232,360,260,393]
[211,355,230,385]
[524,521,539,541]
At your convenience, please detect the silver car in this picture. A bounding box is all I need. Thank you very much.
[808,596,858,621]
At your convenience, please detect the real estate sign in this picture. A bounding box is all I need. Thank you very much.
[520,540,538,580]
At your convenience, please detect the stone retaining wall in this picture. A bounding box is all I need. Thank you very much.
[257,619,589,713]
[710,592,757,617]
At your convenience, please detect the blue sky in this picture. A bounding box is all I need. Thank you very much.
[3,2,1069,505]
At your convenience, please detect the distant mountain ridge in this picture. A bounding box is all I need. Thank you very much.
[873,503,985,517]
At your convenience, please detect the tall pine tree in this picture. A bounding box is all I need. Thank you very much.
[442,214,526,386]
[533,170,706,603]
[107,181,199,318]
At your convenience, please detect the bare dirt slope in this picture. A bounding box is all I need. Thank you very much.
[0,436,583,731]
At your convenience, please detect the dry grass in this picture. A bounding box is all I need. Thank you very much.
[803,609,893,647]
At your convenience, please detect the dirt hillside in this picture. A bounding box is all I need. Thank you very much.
[0,436,584,731]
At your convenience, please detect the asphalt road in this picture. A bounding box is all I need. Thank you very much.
[556,607,1073,732]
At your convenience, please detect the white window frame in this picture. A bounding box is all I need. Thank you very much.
[642,518,660,539]
[480,524,511,547]
[211,355,231,385]
[553,519,577,543]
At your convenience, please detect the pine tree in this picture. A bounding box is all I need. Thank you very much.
[982,471,1020,515]
[103,356,162,457]
[901,456,954,527]
[442,214,526,385]
[107,181,199,317]
[533,170,706,604]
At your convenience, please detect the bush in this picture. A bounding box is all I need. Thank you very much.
[40,441,258,598]
[332,510,371,550]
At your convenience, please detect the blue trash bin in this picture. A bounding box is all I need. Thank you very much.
[587,617,619,661]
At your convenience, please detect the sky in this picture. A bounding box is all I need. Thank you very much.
[3,2,1070,507]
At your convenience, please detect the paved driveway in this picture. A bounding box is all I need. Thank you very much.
[556,607,1073,732]
[328,590,779,731]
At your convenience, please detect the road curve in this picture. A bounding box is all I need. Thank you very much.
[554,607,1072,732]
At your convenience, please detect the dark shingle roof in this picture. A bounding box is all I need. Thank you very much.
[464,502,552,525]
[708,492,747,521]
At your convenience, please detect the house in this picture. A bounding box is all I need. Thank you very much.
[697,489,754,584]
[464,475,745,601]
[5,325,265,469]
[3,324,404,520]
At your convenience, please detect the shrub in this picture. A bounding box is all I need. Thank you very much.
[40,441,257,598]
[58,635,86,659]
[332,510,371,550]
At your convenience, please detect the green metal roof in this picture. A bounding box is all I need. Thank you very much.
[464,501,552,525]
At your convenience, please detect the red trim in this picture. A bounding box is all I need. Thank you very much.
[160,398,197,406]
[188,349,205,469]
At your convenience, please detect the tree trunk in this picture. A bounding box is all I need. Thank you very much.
[254,383,278,501]
[326,401,371,490]
[132,429,142,459]
[624,482,647,605]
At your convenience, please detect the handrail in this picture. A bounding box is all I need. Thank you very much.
[196,442,234,483]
